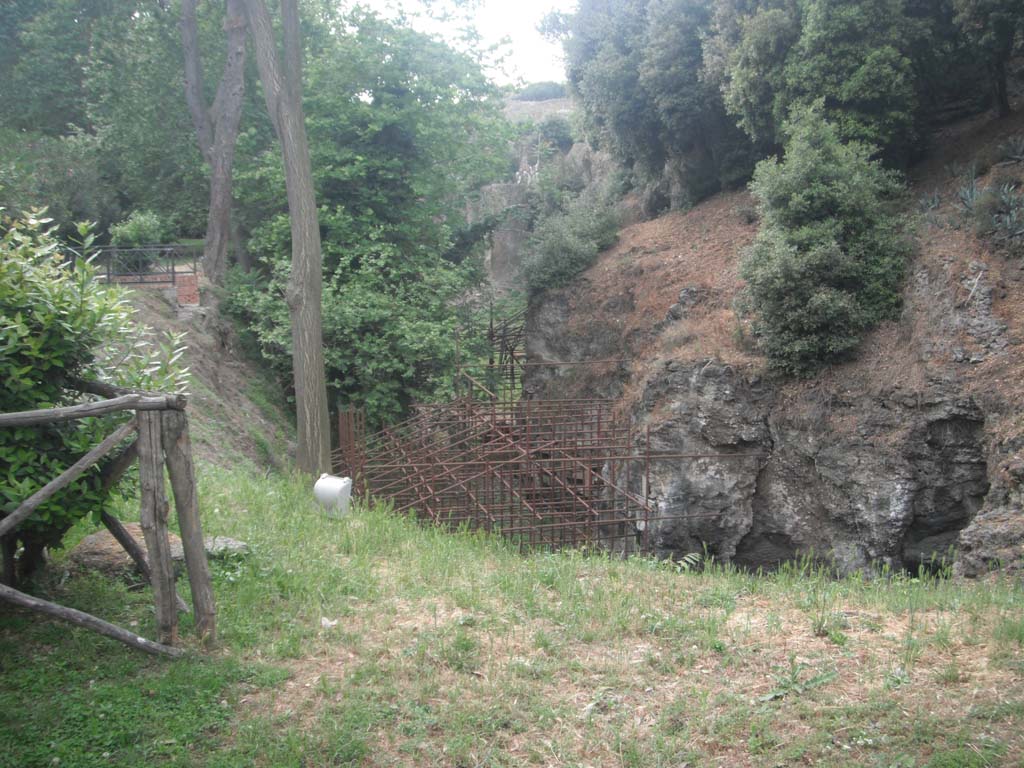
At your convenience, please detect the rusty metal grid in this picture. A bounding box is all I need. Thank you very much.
[334,390,656,551]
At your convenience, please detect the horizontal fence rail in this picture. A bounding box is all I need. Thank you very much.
[63,244,201,285]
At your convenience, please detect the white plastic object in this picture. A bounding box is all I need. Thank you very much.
[314,473,352,518]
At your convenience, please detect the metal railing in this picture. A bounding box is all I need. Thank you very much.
[64,244,201,285]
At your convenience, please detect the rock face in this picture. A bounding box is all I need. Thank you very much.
[67,523,249,577]
[517,137,1024,575]
[632,360,990,573]
[468,182,532,289]
[955,450,1024,576]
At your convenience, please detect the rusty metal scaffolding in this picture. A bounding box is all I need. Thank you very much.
[334,380,656,551]
[333,308,756,553]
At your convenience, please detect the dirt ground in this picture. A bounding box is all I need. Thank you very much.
[126,286,295,470]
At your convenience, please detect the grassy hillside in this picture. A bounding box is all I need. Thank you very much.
[1,467,1022,767]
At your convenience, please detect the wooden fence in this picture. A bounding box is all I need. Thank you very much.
[0,381,215,657]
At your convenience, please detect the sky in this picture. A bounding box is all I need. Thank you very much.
[357,0,576,86]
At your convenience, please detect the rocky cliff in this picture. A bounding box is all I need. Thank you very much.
[469,97,629,291]
[524,114,1024,576]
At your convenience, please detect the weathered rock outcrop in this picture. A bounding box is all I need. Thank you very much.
[630,360,990,573]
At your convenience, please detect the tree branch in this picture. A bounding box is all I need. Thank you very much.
[180,0,214,165]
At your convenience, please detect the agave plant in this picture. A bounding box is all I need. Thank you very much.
[1000,134,1024,163]
[957,178,981,212]
[918,190,941,212]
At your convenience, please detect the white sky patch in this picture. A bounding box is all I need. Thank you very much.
[355,0,574,86]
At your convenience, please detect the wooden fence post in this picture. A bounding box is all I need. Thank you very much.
[137,411,178,646]
[162,410,216,644]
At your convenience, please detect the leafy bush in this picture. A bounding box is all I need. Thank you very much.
[538,115,575,154]
[0,214,186,572]
[522,186,621,294]
[109,209,168,247]
[109,209,169,272]
[514,81,568,101]
[741,109,910,375]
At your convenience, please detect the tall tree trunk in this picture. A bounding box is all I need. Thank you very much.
[230,197,252,272]
[180,0,248,285]
[242,0,331,475]
[993,58,1011,118]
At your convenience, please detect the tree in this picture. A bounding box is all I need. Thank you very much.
[715,4,799,147]
[0,128,120,237]
[713,0,920,162]
[241,0,331,475]
[786,0,919,159]
[180,0,249,282]
[562,0,758,211]
[741,108,911,374]
[83,2,209,237]
[0,0,114,135]
[225,10,509,425]
[953,0,1024,117]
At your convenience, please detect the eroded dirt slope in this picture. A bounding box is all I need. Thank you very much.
[128,287,295,471]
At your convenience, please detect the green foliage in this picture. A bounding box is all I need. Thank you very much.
[564,0,758,208]
[717,0,921,161]
[565,0,998,188]
[953,0,1024,113]
[224,249,475,426]
[0,0,114,135]
[81,1,209,237]
[719,5,800,146]
[0,1,225,237]
[538,115,576,154]
[0,214,187,554]
[515,81,569,101]
[522,184,621,294]
[109,210,170,272]
[741,109,910,374]
[0,128,120,237]
[108,210,168,247]
[787,0,919,157]
[227,10,509,425]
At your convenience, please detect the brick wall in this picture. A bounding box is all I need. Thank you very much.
[175,274,200,305]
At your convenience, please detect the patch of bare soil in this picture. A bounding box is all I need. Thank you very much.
[540,190,760,407]
[126,284,294,470]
